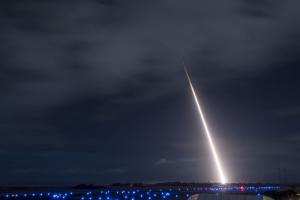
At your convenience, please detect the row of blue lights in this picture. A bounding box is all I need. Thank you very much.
[1,186,280,200]
[79,190,185,200]
[2,192,73,199]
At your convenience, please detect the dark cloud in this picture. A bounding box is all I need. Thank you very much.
[0,0,300,185]
[238,0,275,18]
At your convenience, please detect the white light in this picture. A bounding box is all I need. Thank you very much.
[185,66,227,184]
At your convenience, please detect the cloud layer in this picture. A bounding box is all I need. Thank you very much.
[0,0,300,185]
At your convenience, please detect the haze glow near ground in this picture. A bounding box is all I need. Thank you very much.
[185,67,227,184]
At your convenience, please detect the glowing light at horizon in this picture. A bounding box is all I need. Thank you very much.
[184,65,227,184]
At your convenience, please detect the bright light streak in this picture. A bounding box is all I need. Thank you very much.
[184,65,227,184]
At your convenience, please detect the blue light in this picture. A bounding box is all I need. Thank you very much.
[0,185,281,200]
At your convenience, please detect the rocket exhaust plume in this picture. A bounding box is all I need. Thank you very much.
[184,64,227,184]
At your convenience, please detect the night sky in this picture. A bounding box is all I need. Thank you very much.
[0,0,300,186]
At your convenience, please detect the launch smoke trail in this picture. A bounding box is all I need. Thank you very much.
[184,64,227,184]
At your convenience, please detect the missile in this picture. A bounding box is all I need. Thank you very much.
[184,63,227,184]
